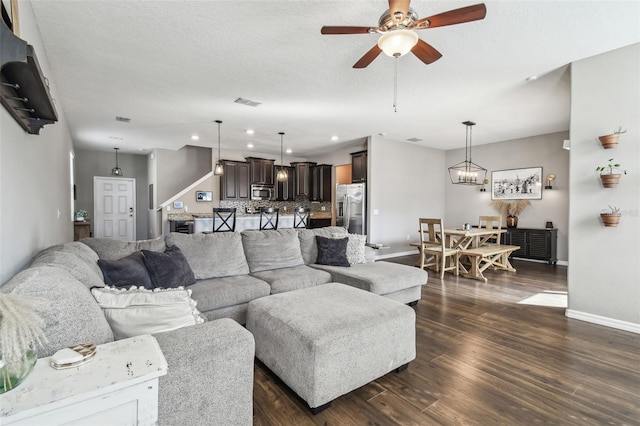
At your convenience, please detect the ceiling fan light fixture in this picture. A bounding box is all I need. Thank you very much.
[377,29,418,57]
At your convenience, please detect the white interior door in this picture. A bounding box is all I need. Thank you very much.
[94,177,136,240]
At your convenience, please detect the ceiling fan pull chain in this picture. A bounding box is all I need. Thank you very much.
[393,56,398,113]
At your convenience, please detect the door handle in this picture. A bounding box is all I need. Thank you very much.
[129,207,134,212]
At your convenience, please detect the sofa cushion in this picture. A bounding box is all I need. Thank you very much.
[251,265,332,294]
[315,236,350,267]
[187,275,271,312]
[167,232,250,279]
[0,266,114,357]
[40,242,103,278]
[31,250,106,289]
[142,245,196,288]
[241,229,304,273]
[298,227,348,265]
[311,261,428,295]
[81,236,166,260]
[98,251,154,289]
[91,286,205,340]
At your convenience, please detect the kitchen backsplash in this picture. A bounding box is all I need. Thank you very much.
[220,199,332,215]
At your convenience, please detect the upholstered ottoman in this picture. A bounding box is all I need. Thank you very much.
[246,282,416,412]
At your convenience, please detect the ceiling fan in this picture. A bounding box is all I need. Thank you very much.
[321,1,486,68]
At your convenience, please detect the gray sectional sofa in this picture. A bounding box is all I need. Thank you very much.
[0,226,427,425]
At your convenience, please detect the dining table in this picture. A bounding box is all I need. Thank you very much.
[411,227,518,282]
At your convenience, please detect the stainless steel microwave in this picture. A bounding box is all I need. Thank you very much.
[251,185,274,201]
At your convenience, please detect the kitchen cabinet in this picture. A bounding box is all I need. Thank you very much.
[351,150,367,183]
[291,162,316,198]
[220,160,250,200]
[247,157,275,185]
[309,218,332,229]
[502,227,557,265]
[311,164,332,202]
[275,166,296,201]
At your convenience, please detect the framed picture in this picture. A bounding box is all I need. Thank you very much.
[195,191,212,202]
[491,167,543,200]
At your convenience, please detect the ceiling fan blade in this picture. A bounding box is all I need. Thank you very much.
[321,26,376,35]
[353,45,383,68]
[414,3,486,29]
[411,39,442,64]
[388,0,411,19]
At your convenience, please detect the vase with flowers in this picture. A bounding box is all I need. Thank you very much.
[75,210,88,222]
[0,293,48,393]
[490,200,531,228]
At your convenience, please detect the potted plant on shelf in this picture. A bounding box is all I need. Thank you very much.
[75,209,88,222]
[600,205,621,227]
[490,200,530,228]
[598,126,626,149]
[596,158,626,188]
[0,293,48,393]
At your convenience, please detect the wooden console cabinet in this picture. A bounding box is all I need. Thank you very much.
[502,227,557,265]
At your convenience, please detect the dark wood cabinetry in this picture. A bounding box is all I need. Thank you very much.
[309,218,332,229]
[291,162,316,198]
[351,150,367,183]
[502,228,557,264]
[247,157,274,185]
[275,166,295,201]
[220,160,250,200]
[310,164,332,202]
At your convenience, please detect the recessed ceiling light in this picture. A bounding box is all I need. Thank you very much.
[378,132,387,136]
[137,148,146,151]
[247,143,254,148]
[331,136,339,141]
[191,135,199,140]
[108,136,123,140]
[526,75,538,81]
[246,129,254,135]
[286,149,292,154]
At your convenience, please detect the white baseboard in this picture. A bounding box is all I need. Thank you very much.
[565,309,640,334]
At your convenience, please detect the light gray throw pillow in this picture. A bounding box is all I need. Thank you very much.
[241,229,304,273]
[167,232,250,279]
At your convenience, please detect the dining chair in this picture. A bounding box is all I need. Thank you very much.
[203,208,236,233]
[259,207,279,230]
[478,215,502,244]
[293,207,311,229]
[419,218,460,279]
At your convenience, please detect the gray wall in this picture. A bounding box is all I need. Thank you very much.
[0,1,75,284]
[74,149,149,240]
[444,132,570,262]
[155,146,212,203]
[368,135,446,254]
[568,43,640,329]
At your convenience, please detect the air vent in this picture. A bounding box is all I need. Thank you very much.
[407,137,423,142]
[115,116,131,123]
[234,97,262,107]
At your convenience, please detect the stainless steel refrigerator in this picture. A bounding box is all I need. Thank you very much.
[336,183,366,235]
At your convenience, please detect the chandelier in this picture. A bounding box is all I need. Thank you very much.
[448,121,487,185]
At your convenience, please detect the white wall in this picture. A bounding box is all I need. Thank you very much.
[368,135,445,254]
[0,1,74,284]
[444,132,570,262]
[568,43,640,331]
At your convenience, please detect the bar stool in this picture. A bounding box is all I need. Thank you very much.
[259,207,279,230]
[293,207,311,229]
[204,208,236,233]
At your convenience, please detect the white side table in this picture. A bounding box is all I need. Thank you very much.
[0,334,167,426]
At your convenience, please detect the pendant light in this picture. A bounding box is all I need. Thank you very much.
[448,121,487,185]
[213,120,223,176]
[276,132,288,182]
[111,148,123,176]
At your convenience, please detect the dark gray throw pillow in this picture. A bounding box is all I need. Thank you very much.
[315,236,350,267]
[97,251,154,289]
[142,245,196,288]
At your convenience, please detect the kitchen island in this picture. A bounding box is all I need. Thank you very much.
[168,212,332,234]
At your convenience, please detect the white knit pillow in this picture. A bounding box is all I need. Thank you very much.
[333,232,367,264]
[91,286,205,340]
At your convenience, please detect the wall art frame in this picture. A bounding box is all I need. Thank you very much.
[195,191,212,202]
[491,167,543,200]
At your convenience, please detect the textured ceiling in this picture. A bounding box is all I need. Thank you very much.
[30,1,640,156]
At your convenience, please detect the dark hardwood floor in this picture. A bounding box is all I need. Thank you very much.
[253,256,640,425]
